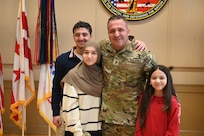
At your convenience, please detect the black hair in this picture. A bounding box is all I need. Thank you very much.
[138,65,177,128]
[72,21,92,35]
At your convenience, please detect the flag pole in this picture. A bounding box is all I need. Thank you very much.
[22,107,25,136]
[48,125,51,136]
[0,52,5,136]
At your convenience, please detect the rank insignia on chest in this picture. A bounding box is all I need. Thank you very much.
[113,58,120,65]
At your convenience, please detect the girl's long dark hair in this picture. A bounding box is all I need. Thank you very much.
[138,65,177,128]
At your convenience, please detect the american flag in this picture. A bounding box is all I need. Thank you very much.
[110,0,130,12]
[110,0,158,13]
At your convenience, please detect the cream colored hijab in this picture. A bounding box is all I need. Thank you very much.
[62,41,103,97]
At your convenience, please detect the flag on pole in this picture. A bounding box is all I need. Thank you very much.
[0,52,5,136]
[35,0,58,132]
[37,64,56,131]
[10,0,35,130]
[34,0,59,65]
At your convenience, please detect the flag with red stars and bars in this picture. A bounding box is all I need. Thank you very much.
[110,0,159,13]
[10,0,35,130]
[0,52,5,136]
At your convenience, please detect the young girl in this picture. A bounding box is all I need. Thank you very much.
[62,41,103,136]
[134,65,180,136]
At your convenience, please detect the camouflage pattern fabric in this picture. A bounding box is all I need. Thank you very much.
[99,39,157,126]
[102,122,135,136]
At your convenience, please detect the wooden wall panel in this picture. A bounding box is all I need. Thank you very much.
[176,85,204,136]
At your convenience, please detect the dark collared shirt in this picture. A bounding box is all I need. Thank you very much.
[51,47,81,116]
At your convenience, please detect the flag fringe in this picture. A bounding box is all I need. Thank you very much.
[38,110,56,132]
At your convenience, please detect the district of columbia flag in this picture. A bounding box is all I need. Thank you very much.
[37,64,56,131]
[10,0,35,130]
[0,52,5,136]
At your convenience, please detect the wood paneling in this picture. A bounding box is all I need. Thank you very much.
[175,85,204,136]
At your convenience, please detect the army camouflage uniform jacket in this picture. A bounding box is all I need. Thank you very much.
[99,38,157,126]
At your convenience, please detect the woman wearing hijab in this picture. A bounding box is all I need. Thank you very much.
[62,41,103,136]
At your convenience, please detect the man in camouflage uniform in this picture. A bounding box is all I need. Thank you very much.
[99,15,157,136]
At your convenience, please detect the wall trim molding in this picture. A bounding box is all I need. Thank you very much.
[3,64,204,72]
[4,80,204,93]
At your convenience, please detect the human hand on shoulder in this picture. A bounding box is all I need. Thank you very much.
[134,40,147,51]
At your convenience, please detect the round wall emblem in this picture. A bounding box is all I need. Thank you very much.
[101,0,168,21]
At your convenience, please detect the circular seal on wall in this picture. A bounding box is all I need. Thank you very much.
[101,0,168,21]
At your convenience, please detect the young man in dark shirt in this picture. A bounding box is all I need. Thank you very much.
[52,21,93,136]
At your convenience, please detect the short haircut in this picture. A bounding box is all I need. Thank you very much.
[72,21,92,35]
[107,15,128,25]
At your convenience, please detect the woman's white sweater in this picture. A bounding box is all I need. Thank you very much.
[62,83,102,136]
